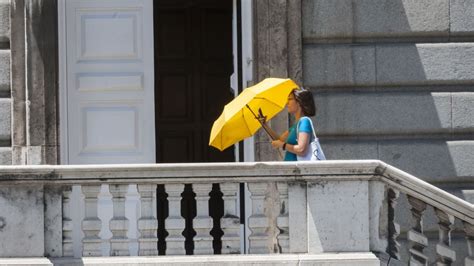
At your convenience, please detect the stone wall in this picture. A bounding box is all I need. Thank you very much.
[302,0,474,184]
[0,0,11,164]
[302,0,474,263]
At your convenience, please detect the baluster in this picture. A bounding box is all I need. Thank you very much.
[109,184,130,256]
[165,184,186,255]
[82,185,102,256]
[62,186,73,257]
[434,209,456,265]
[276,182,289,253]
[407,195,428,265]
[193,184,213,255]
[137,184,158,256]
[464,222,474,265]
[220,183,240,254]
[386,188,400,260]
[248,182,270,254]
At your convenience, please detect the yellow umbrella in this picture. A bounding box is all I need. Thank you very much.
[209,78,299,151]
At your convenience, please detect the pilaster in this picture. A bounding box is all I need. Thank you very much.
[252,0,302,161]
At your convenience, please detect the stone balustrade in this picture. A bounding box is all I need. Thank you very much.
[0,161,471,265]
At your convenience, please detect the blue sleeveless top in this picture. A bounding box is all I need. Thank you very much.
[284,118,312,161]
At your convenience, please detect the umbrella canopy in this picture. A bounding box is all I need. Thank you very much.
[209,78,299,151]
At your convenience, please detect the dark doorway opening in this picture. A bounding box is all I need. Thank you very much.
[154,0,234,255]
[154,0,235,163]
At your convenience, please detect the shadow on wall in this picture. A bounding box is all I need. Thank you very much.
[303,0,474,185]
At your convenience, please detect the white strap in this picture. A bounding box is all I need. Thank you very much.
[296,116,317,141]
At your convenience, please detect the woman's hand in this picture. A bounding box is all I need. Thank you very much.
[271,140,284,149]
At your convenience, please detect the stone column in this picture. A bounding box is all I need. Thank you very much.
[253,0,303,161]
[62,187,73,257]
[23,0,59,164]
[109,184,130,256]
[82,185,102,257]
[165,184,185,255]
[137,184,158,256]
[386,188,400,259]
[193,184,213,255]
[434,208,456,265]
[10,0,27,164]
[288,181,307,253]
[220,182,240,254]
[407,196,428,265]
[247,182,270,254]
[276,182,289,253]
[464,222,474,266]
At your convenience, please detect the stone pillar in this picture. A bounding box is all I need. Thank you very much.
[247,182,270,254]
[62,187,73,257]
[165,184,185,255]
[109,184,130,256]
[44,185,63,257]
[407,196,428,265]
[434,208,456,265]
[253,0,303,161]
[10,0,27,165]
[0,185,45,256]
[137,184,158,256]
[82,185,102,257]
[220,182,240,254]
[276,182,289,253]
[386,188,400,259]
[288,181,307,253]
[22,0,59,165]
[464,222,474,266]
[193,184,213,255]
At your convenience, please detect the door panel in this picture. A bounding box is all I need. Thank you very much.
[66,0,155,164]
[155,0,234,163]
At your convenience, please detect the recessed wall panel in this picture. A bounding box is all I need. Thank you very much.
[81,105,139,153]
[77,73,144,92]
[76,9,141,60]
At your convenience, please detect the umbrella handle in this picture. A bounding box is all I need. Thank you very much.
[245,105,285,160]
[246,105,279,141]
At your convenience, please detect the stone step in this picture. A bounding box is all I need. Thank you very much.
[1,253,380,266]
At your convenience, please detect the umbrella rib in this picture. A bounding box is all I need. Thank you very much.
[253,97,286,109]
[251,97,287,120]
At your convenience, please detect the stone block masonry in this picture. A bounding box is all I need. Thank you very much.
[0,0,9,44]
[0,98,10,141]
[0,50,9,92]
[303,0,449,41]
[302,2,474,262]
[304,43,474,87]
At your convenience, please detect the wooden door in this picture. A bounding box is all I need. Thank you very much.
[155,0,234,163]
[66,0,155,164]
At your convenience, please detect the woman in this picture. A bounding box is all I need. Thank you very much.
[264,88,323,161]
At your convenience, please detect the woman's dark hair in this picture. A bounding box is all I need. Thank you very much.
[292,87,316,116]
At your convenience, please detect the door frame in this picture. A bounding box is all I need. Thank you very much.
[58,0,68,164]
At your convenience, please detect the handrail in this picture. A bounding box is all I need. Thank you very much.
[377,161,474,224]
[0,160,472,224]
